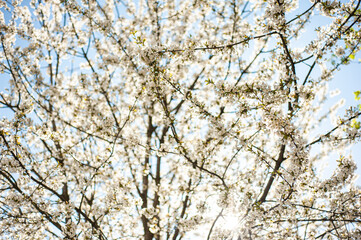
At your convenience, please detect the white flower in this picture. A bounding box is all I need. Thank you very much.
[335,47,345,57]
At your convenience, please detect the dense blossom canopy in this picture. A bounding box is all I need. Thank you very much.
[1,0,361,239]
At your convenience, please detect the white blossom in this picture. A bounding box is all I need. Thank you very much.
[0,0,360,239]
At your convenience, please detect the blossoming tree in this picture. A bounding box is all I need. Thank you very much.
[1,0,361,239]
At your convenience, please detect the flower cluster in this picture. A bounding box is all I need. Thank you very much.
[1,0,361,239]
